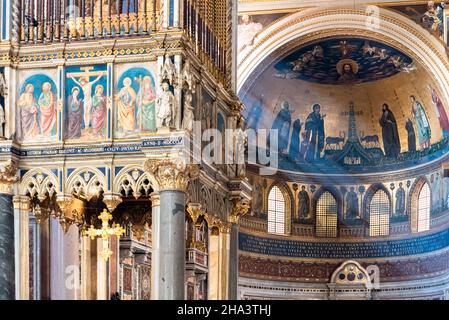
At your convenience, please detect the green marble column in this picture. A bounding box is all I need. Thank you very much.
[0,193,15,300]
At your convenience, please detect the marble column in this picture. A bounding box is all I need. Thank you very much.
[218,224,231,300]
[50,220,80,300]
[13,195,30,300]
[0,162,18,300]
[96,239,108,300]
[150,192,160,300]
[207,228,220,300]
[0,193,15,300]
[145,158,199,300]
[228,223,239,300]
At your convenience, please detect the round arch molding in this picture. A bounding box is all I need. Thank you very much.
[237,6,449,109]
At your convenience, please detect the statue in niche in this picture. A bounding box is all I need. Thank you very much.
[288,119,301,162]
[0,71,6,138]
[395,182,406,216]
[234,116,247,178]
[411,95,431,149]
[298,186,310,219]
[405,118,417,153]
[269,101,291,154]
[345,187,359,219]
[379,103,400,158]
[201,102,213,130]
[156,80,177,128]
[182,91,195,132]
[304,103,325,162]
[253,182,263,217]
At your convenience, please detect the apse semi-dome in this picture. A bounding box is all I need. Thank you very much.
[240,37,449,174]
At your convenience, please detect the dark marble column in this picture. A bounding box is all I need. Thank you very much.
[145,158,199,300]
[0,194,15,300]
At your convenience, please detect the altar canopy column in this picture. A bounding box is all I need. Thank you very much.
[0,162,18,300]
[218,224,230,299]
[144,158,199,300]
[227,223,238,300]
[13,195,30,300]
[50,221,80,300]
[150,192,160,300]
[207,227,220,300]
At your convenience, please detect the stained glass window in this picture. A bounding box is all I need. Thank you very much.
[417,183,430,232]
[316,191,337,237]
[369,189,390,236]
[268,186,285,235]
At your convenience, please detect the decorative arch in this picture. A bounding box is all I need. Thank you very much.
[363,184,392,237]
[267,181,293,235]
[65,167,106,199]
[330,260,370,285]
[113,166,153,198]
[409,177,432,233]
[19,168,59,199]
[312,186,342,237]
[237,7,449,112]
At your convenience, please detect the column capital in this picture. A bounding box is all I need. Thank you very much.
[0,160,18,195]
[229,197,251,224]
[102,193,123,213]
[13,195,30,211]
[186,203,204,225]
[144,157,199,192]
[150,192,160,207]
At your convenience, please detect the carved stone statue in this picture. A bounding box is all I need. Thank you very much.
[0,72,6,138]
[182,91,194,132]
[156,80,177,128]
[234,116,247,177]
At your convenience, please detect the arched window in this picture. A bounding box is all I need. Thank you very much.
[316,191,338,237]
[267,186,285,234]
[417,183,430,232]
[369,189,390,236]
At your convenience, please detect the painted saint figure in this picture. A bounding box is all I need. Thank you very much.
[67,87,84,139]
[428,85,449,136]
[405,118,416,152]
[69,74,102,129]
[38,82,57,137]
[116,77,137,132]
[288,119,301,162]
[156,80,177,128]
[298,186,310,219]
[18,84,39,139]
[246,96,263,129]
[269,101,292,154]
[137,75,156,131]
[345,187,359,219]
[395,182,406,216]
[379,103,401,158]
[411,95,431,149]
[91,85,107,136]
[304,103,325,162]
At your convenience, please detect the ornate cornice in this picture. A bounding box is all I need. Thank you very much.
[144,157,200,192]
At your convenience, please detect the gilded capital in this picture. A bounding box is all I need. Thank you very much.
[144,157,199,192]
[0,161,19,195]
[229,198,251,224]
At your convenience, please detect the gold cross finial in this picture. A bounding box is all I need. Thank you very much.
[85,209,125,260]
